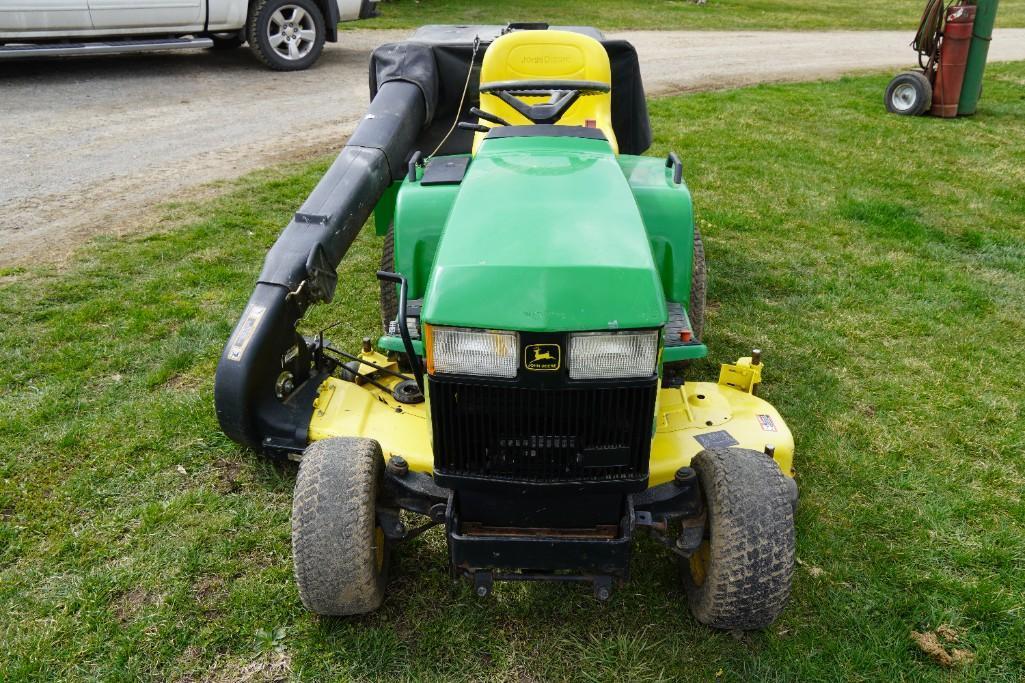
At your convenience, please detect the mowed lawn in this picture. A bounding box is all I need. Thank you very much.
[350,0,1025,31]
[2,64,1025,681]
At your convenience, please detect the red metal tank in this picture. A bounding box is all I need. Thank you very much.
[932,3,977,117]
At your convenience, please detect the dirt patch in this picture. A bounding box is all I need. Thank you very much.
[182,651,291,683]
[222,652,292,683]
[192,575,226,604]
[796,557,825,578]
[911,626,975,668]
[212,458,247,494]
[113,585,164,623]
[164,373,202,391]
[236,548,278,574]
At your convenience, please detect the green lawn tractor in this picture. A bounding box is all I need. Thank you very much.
[215,24,798,629]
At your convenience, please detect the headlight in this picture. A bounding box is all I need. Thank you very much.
[426,325,519,378]
[568,330,659,379]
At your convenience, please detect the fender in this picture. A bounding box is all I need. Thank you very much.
[320,0,338,42]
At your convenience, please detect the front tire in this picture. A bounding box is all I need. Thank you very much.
[684,448,795,630]
[247,0,325,71]
[292,438,388,616]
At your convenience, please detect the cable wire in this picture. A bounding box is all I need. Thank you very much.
[913,0,949,71]
[427,36,481,159]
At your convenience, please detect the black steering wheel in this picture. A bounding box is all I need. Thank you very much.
[478,79,610,125]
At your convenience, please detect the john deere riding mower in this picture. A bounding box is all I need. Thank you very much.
[215,24,797,629]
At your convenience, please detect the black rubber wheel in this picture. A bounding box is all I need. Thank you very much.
[209,31,244,49]
[684,447,795,630]
[291,438,388,616]
[380,225,397,335]
[247,0,325,71]
[688,226,707,342]
[662,227,707,386]
[885,71,932,116]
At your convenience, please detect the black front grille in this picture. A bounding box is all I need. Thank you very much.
[430,379,657,482]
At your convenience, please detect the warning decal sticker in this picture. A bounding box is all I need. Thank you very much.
[757,414,778,432]
[227,305,266,362]
[693,430,740,449]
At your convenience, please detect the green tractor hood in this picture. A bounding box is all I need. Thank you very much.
[421,135,667,333]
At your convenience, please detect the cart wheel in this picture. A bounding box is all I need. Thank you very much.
[885,72,932,116]
[684,448,795,630]
[292,438,388,615]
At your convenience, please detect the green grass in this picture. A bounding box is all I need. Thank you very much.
[3,64,1025,681]
[349,0,1025,31]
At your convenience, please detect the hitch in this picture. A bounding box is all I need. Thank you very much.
[718,349,763,394]
[472,571,494,598]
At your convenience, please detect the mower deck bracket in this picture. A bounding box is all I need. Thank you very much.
[718,355,762,394]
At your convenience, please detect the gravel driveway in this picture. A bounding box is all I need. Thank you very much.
[2,28,1024,267]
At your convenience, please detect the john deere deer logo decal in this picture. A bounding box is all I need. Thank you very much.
[525,343,560,371]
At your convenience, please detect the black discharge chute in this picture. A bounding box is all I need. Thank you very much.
[214,25,652,455]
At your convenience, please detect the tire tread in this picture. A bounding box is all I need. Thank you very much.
[685,447,795,630]
[291,438,385,615]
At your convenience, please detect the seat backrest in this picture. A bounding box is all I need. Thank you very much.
[475,29,618,153]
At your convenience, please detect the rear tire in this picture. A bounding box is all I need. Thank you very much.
[292,438,388,616]
[247,0,325,71]
[662,227,707,386]
[684,448,795,630]
[688,226,707,342]
[380,225,397,334]
[885,71,932,116]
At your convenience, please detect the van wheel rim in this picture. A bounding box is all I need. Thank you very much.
[891,83,918,112]
[267,4,315,61]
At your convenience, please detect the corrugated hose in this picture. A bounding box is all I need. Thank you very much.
[913,0,949,71]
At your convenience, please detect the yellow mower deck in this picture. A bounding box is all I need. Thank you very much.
[307,351,794,485]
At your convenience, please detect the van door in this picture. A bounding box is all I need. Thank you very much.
[0,0,92,32]
[87,0,205,31]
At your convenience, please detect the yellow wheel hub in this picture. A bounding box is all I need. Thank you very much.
[374,526,385,572]
[689,541,710,586]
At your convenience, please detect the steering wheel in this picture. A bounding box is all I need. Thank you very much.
[478,80,610,125]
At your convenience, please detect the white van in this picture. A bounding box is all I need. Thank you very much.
[0,0,376,69]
